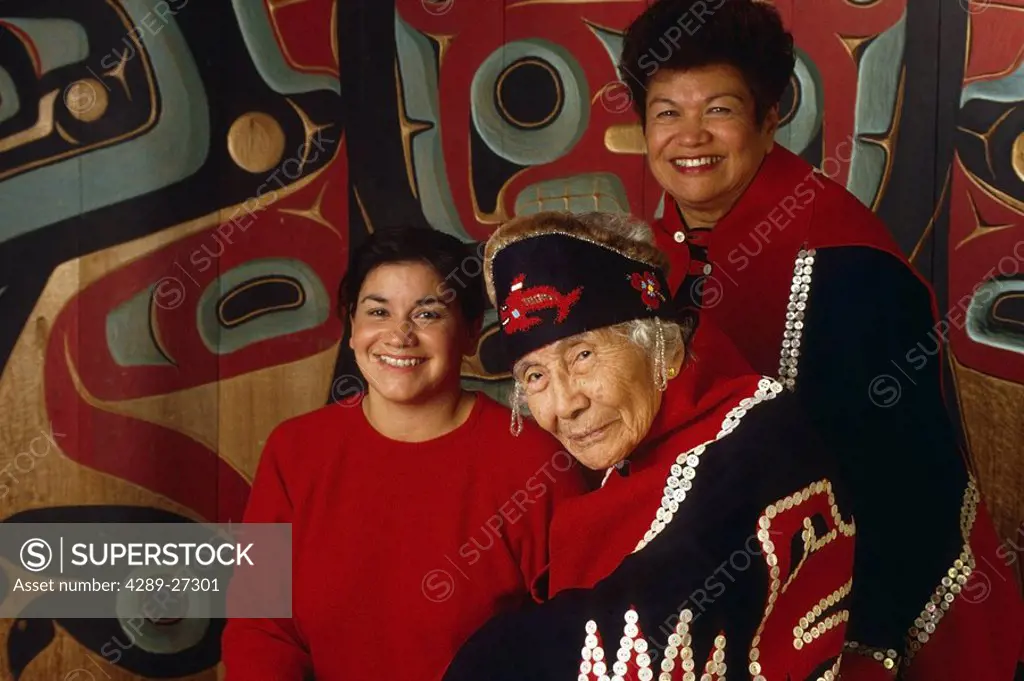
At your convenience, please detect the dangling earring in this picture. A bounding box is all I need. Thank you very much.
[509,382,524,437]
[654,318,668,392]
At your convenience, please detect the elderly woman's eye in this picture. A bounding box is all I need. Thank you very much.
[526,371,542,383]
[576,350,592,362]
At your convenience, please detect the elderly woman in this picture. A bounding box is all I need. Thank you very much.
[442,210,855,681]
[618,1,1024,678]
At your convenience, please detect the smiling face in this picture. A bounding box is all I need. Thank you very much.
[514,328,664,470]
[349,261,476,405]
[644,64,779,227]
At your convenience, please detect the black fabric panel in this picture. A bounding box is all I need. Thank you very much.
[443,391,850,681]
[797,245,967,649]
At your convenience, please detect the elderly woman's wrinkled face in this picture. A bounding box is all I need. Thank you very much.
[515,329,663,470]
[644,64,779,227]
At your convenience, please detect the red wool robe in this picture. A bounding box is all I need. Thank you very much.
[652,144,1024,680]
[443,321,857,681]
[221,392,586,681]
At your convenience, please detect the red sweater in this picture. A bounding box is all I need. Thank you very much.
[221,392,586,681]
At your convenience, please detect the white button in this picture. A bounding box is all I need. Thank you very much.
[673,230,686,243]
[703,264,712,275]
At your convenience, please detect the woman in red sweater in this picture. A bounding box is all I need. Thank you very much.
[221,226,586,681]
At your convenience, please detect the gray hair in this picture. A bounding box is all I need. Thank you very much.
[614,318,685,362]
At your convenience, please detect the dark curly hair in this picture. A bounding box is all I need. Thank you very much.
[619,0,794,125]
[338,226,486,326]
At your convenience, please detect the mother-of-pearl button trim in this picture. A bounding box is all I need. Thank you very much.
[843,642,900,675]
[779,248,816,390]
[659,608,695,680]
[901,476,979,670]
[581,609,684,681]
[579,377,787,681]
[633,377,784,553]
[815,655,843,681]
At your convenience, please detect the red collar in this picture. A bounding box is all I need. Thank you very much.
[655,145,914,378]
[653,202,713,249]
[630,319,757,471]
[659,145,907,260]
[545,330,763,595]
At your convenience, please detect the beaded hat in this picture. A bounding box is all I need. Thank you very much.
[485,211,675,370]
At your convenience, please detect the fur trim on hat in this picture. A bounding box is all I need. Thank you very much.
[483,211,670,306]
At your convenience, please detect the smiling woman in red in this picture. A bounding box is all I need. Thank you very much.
[619,1,1024,677]
[221,226,585,681]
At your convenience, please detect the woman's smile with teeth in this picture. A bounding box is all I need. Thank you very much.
[376,354,427,367]
[673,156,723,168]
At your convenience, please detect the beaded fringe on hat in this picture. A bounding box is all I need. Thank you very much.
[509,381,524,437]
[654,318,668,392]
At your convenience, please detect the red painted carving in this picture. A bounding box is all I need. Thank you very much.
[263,0,339,78]
[43,144,349,522]
[947,0,1024,384]
[781,0,908,188]
[396,1,649,241]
